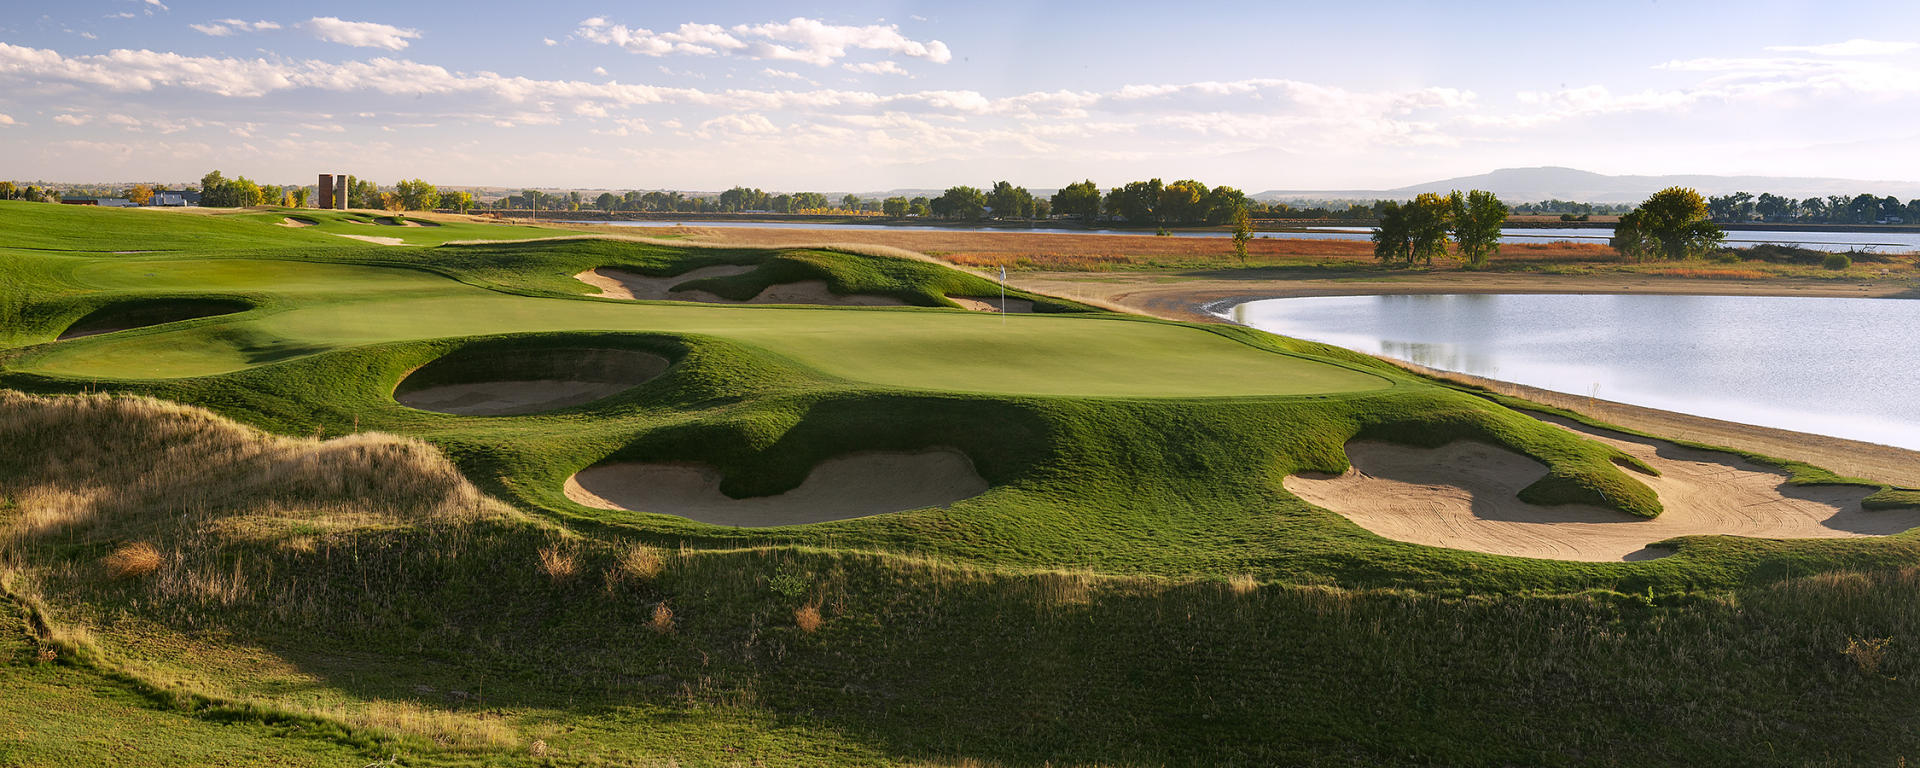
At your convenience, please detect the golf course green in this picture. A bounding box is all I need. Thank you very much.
[7,200,1920,767]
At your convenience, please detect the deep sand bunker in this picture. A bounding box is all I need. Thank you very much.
[1283,419,1920,561]
[951,296,1035,313]
[577,266,907,307]
[565,448,988,526]
[395,347,669,416]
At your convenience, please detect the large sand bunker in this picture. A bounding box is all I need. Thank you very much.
[578,267,906,307]
[395,347,669,416]
[58,299,250,340]
[333,233,405,246]
[278,217,314,228]
[1283,420,1920,561]
[565,448,988,526]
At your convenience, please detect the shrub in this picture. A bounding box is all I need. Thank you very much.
[1843,636,1892,676]
[794,605,824,633]
[103,542,162,579]
[1823,253,1852,270]
[768,565,810,600]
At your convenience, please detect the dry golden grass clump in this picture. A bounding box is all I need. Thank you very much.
[616,543,667,581]
[537,545,579,582]
[648,602,675,634]
[794,604,824,633]
[102,541,162,579]
[1227,573,1259,595]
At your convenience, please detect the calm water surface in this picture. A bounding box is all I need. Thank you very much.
[570,220,1920,252]
[1231,294,1920,450]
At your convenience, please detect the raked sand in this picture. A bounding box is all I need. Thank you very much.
[1284,418,1920,561]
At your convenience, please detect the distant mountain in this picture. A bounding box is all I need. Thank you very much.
[1255,167,1920,205]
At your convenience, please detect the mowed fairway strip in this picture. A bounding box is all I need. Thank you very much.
[20,258,1391,398]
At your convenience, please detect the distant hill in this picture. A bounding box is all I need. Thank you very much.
[1256,167,1920,205]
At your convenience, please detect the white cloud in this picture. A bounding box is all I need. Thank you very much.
[190,19,282,37]
[54,113,92,125]
[592,66,607,76]
[699,113,779,136]
[302,17,420,51]
[844,61,908,76]
[543,38,557,46]
[107,12,136,19]
[144,0,168,11]
[577,16,950,67]
[0,113,15,125]
[1765,39,1918,57]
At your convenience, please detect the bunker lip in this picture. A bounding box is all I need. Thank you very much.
[57,299,251,341]
[952,297,1036,313]
[1284,418,1920,562]
[394,347,671,416]
[564,448,988,526]
[578,267,907,307]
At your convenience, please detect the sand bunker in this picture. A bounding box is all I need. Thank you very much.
[578,267,907,307]
[278,217,314,228]
[1283,420,1920,561]
[565,448,988,526]
[395,348,669,416]
[58,299,249,340]
[333,233,405,246]
[952,297,1036,313]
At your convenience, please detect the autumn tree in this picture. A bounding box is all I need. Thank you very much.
[1612,187,1723,262]
[1372,193,1453,266]
[1231,206,1253,265]
[126,184,153,205]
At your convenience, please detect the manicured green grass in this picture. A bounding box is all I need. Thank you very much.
[5,200,1920,767]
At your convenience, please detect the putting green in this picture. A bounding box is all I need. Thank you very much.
[20,258,1390,399]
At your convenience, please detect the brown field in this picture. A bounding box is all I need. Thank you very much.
[552,222,1618,270]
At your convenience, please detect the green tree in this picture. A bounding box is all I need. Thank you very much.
[1203,186,1248,224]
[1372,193,1453,266]
[394,179,438,211]
[931,186,986,220]
[882,196,909,217]
[0,181,16,200]
[840,194,862,211]
[986,181,1034,219]
[1104,179,1163,224]
[594,192,617,212]
[438,190,474,213]
[1612,187,1723,262]
[909,196,931,217]
[1051,180,1101,221]
[1447,189,1508,268]
[1231,206,1253,265]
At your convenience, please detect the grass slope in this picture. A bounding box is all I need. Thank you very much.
[3,200,1920,765]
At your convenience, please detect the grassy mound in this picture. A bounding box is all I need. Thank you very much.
[5,392,1920,766]
[56,297,253,340]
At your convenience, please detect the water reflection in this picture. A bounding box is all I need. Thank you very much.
[1233,294,1920,451]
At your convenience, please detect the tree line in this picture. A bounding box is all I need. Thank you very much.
[1705,191,1920,225]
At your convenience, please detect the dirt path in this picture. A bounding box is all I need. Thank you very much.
[1284,419,1920,561]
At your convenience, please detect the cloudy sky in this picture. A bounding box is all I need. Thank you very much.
[3,0,1919,191]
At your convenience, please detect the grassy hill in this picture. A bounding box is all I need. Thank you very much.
[3,200,1920,766]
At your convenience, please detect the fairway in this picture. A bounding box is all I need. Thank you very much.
[17,255,1392,398]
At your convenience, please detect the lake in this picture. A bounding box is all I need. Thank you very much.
[568,220,1920,252]
[1230,294,1920,450]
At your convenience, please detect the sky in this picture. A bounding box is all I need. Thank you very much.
[3,0,1919,192]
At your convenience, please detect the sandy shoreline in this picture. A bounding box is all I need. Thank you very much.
[1011,270,1920,487]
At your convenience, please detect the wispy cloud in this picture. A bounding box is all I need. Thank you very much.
[53,113,92,126]
[1765,39,1918,56]
[190,19,281,37]
[302,17,420,51]
[576,16,951,67]
[845,61,909,76]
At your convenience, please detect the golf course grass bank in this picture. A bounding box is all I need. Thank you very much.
[4,201,1920,767]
